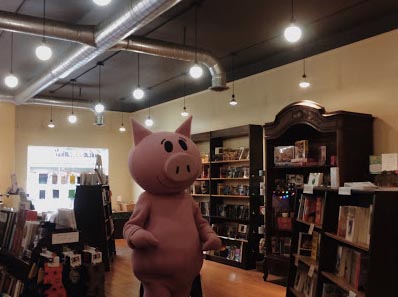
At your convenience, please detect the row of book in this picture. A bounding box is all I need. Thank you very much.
[335,245,368,291]
[209,242,242,262]
[297,231,321,261]
[337,205,372,245]
[214,204,249,220]
[211,222,248,240]
[297,195,324,226]
[293,268,317,297]
[0,265,24,297]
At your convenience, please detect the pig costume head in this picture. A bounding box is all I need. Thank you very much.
[128,116,202,194]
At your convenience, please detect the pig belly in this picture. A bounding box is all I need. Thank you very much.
[132,215,203,284]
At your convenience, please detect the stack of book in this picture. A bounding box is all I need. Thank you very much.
[297,195,324,225]
[335,245,368,291]
[337,205,373,245]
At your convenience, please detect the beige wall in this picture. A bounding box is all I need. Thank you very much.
[130,30,398,199]
[14,105,134,202]
[0,102,16,193]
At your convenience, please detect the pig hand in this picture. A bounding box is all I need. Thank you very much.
[129,229,159,249]
[202,234,222,251]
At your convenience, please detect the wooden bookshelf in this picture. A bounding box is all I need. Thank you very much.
[196,178,210,181]
[292,253,319,271]
[211,194,249,199]
[192,194,210,197]
[211,177,249,181]
[211,159,249,164]
[321,272,365,297]
[324,232,369,252]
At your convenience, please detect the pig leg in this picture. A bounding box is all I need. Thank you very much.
[143,283,171,297]
[172,285,191,297]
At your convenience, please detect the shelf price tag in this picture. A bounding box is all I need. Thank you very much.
[308,264,315,277]
[348,291,357,297]
[308,223,315,235]
[303,185,314,194]
[338,187,351,195]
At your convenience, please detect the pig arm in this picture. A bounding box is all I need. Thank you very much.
[192,199,222,251]
[123,193,159,249]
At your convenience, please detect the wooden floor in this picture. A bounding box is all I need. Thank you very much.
[105,240,286,297]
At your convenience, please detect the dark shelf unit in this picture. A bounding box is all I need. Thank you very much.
[286,187,398,297]
[192,125,264,269]
[263,100,373,282]
[74,185,116,271]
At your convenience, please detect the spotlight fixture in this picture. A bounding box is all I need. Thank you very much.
[229,54,238,106]
[283,0,302,43]
[95,62,105,113]
[93,0,111,6]
[299,57,311,89]
[48,105,55,128]
[189,6,203,79]
[119,113,126,132]
[133,54,145,100]
[4,33,19,89]
[36,0,52,61]
[181,73,189,117]
[68,80,77,124]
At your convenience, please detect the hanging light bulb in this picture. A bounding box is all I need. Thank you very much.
[229,54,238,106]
[133,87,144,100]
[229,94,238,106]
[119,113,126,132]
[181,106,189,117]
[48,105,55,128]
[284,0,302,43]
[299,74,310,88]
[93,0,111,6]
[145,116,153,127]
[181,72,189,117]
[4,74,18,88]
[95,62,105,113]
[133,54,145,100]
[189,6,203,79]
[68,79,77,124]
[36,0,52,61]
[5,33,19,89]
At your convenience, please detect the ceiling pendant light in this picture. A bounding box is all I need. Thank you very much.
[189,5,203,79]
[132,54,145,100]
[299,56,311,89]
[36,0,52,61]
[68,80,77,124]
[119,113,126,132]
[229,54,238,106]
[181,74,189,117]
[284,0,302,43]
[4,33,19,89]
[145,97,153,127]
[94,62,105,113]
[93,0,111,6]
[48,105,55,128]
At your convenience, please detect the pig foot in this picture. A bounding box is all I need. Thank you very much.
[143,283,171,297]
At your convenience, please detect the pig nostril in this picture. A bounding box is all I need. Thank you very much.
[176,166,180,174]
[187,165,191,173]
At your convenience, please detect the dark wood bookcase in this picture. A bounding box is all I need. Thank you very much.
[287,187,398,297]
[263,100,373,282]
[192,125,264,269]
[74,184,116,271]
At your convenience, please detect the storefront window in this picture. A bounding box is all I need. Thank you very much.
[27,146,109,213]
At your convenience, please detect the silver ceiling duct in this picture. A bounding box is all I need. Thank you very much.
[113,38,227,91]
[11,0,182,104]
[0,2,227,102]
[27,97,94,112]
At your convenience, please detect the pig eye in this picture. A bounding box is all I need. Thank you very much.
[164,141,173,152]
[179,139,188,151]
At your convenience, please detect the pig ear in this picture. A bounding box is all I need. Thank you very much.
[175,116,192,137]
[131,118,152,145]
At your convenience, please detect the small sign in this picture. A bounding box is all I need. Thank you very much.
[52,232,79,245]
[338,187,351,196]
[303,185,314,194]
[308,223,315,235]
[308,264,315,277]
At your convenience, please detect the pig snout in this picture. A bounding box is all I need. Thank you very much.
[164,153,198,182]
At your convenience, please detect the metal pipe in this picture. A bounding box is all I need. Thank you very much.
[27,97,95,112]
[114,37,228,91]
[0,10,95,46]
[13,0,182,104]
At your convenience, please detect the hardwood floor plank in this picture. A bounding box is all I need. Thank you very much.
[105,240,286,297]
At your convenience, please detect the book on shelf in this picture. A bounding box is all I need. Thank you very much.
[343,206,371,245]
[297,232,313,257]
[334,245,368,291]
[310,231,320,261]
[293,268,317,297]
[314,197,324,226]
[302,196,317,223]
[337,206,349,238]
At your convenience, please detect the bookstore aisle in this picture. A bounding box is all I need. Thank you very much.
[105,240,286,297]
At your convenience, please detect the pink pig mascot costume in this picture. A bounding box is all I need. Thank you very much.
[123,116,222,297]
